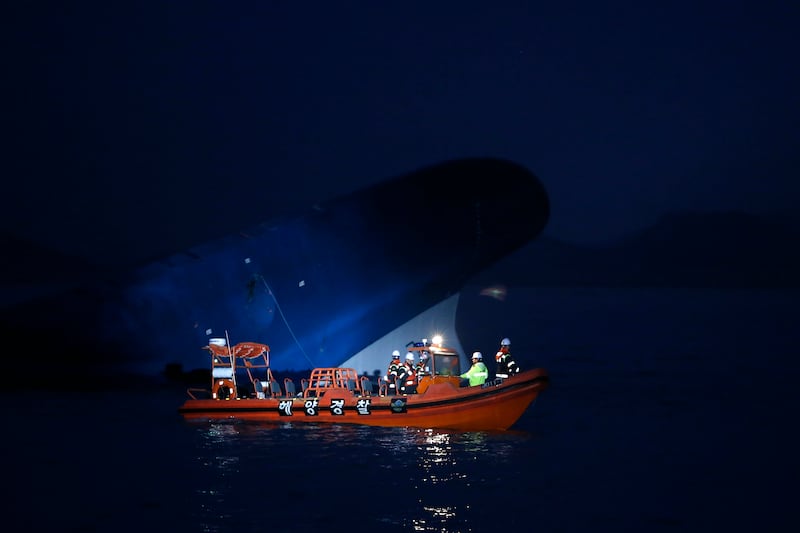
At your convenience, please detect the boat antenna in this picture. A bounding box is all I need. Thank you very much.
[255,274,316,368]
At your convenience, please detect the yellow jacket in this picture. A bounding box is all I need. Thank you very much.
[460,361,488,386]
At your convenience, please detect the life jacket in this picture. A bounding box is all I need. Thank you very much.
[398,362,418,391]
[400,363,417,384]
[495,347,519,376]
[384,359,403,383]
[495,346,509,361]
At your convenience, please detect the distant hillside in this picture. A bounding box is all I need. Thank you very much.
[473,210,800,288]
[0,232,99,283]
[0,232,109,308]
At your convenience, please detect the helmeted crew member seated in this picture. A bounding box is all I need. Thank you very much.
[415,351,430,377]
[495,337,520,379]
[460,352,489,387]
[383,350,403,389]
[397,352,418,394]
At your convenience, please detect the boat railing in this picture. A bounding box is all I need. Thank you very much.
[378,375,399,396]
[303,368,366,397]
[186,387,212,400]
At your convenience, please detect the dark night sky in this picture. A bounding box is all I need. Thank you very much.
[4,1,799,270]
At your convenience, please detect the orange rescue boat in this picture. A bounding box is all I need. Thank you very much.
[178,337,549,431]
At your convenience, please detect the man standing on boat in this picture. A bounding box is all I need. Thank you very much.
[397,352,418,394]
[383,350,403,390]
[460,352,489,387]
[495,337,520,379]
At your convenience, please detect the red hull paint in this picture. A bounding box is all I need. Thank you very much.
[179,368,549,431]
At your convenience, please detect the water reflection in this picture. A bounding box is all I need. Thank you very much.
[380,427,522,531]
[198,423,243,472]
[194,422,247,531]
[201,421,243,443]
[187,420,529,531]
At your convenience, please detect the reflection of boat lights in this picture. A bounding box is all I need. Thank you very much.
[199,424,242,472]
[422,505,457,518]
[412,505,460,531]
[205,423,240,440]
[418,430,462,478]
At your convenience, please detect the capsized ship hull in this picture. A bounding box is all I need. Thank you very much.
[2,157,549,378]
[108,157,548,375]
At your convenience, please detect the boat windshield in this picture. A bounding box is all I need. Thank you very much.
[432,352,461,377]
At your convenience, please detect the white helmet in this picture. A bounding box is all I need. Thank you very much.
[501,338,511,346]
[405,352,415,361]
[472,351,483,360]
[392,350,400,357]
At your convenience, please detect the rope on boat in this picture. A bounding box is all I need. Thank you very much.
[255,274,316,368]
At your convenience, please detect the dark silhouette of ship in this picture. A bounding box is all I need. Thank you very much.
[1,157,550,379]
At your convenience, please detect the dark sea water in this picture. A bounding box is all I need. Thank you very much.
[3,287,798,532]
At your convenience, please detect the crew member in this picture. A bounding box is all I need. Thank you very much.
[397,352,418,394]
[383,350,403,390]
[415,351,431,378]
[460,352,489,387]
[495,337,520,378]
